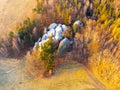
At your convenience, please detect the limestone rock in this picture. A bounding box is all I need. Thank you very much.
[48,23,58,29]
[57,38,71,55]
[73,20,84,33]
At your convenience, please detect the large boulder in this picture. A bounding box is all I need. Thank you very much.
[57,38,72,55]
[73,20,84,33]
[55,24,63,33]
[62,24,68,31]
[47,29,56,38]
[42,34,48,41]
[55,24,64,41]
[48,23,58,29]
[52,39,59,49]
[74,20,84,27]
[33,22,83,55]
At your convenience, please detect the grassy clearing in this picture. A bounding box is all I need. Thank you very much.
[0,59,105,90]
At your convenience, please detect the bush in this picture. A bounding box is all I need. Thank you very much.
[40,37,55,71]
[26,37,55,77]
[17,18,36,46]
[33,0,44,13]
[26,50,45,77]
[33,0,82,25]
[0,17,37,57]
[8,31,14,40]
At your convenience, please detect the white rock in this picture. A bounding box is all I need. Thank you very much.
[48,23,58,29]
[37,37,42,42]
[44,28,49,34]
[55,35,63,41]
[33,22,76,53]
[42,34,48,40]
[62,25,67,31]
[47,29,56,37]
[57,38,71,55]
[54,24,64,41]
[74,20,83,27]
[56,25,63,35]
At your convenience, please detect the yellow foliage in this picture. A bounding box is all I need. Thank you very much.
[112,18,120,41]
[88,50,120,89]
[74,0,78,5]
[88,41,99,54]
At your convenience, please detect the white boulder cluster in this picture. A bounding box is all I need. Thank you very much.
[33,20,83,55]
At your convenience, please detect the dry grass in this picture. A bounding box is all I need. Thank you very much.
[0,0,120,89]
[25,50,45,78]
[88,49,120,89]
[0,0,37,57]
[86,21,120,89]
[82,19,120,89]
[0,35,23,57]
[0,58,105,90]
[0,0,36,34]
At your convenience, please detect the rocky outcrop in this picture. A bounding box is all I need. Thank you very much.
[57,38,73,55]
[33,20,84,56]
[33,23,68,51]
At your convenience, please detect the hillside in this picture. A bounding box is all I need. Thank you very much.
[0,0,120,90]
[0,0,106,90]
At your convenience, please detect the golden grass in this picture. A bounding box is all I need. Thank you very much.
[25,50,45,77]
[0,0,36,34]
[15,61,105,90]
[88,50,120,89]
[84,19,120,89]
[0,58,105,90]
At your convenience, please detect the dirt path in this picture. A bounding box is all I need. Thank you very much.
[0,59,106,90]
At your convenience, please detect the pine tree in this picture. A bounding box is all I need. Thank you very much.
[40,37,54,71]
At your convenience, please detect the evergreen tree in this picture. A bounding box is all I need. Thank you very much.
[40,37,54,71]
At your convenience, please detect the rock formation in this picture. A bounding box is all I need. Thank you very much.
[33,20,84,55]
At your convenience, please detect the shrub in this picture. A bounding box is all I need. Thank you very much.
[26,50,45,77]
[17,18,36,46]
[26,37,55,77]
[40,37,55,71]
[33,0,44,13]
[33,0,82,25]
[8,31,14,40]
